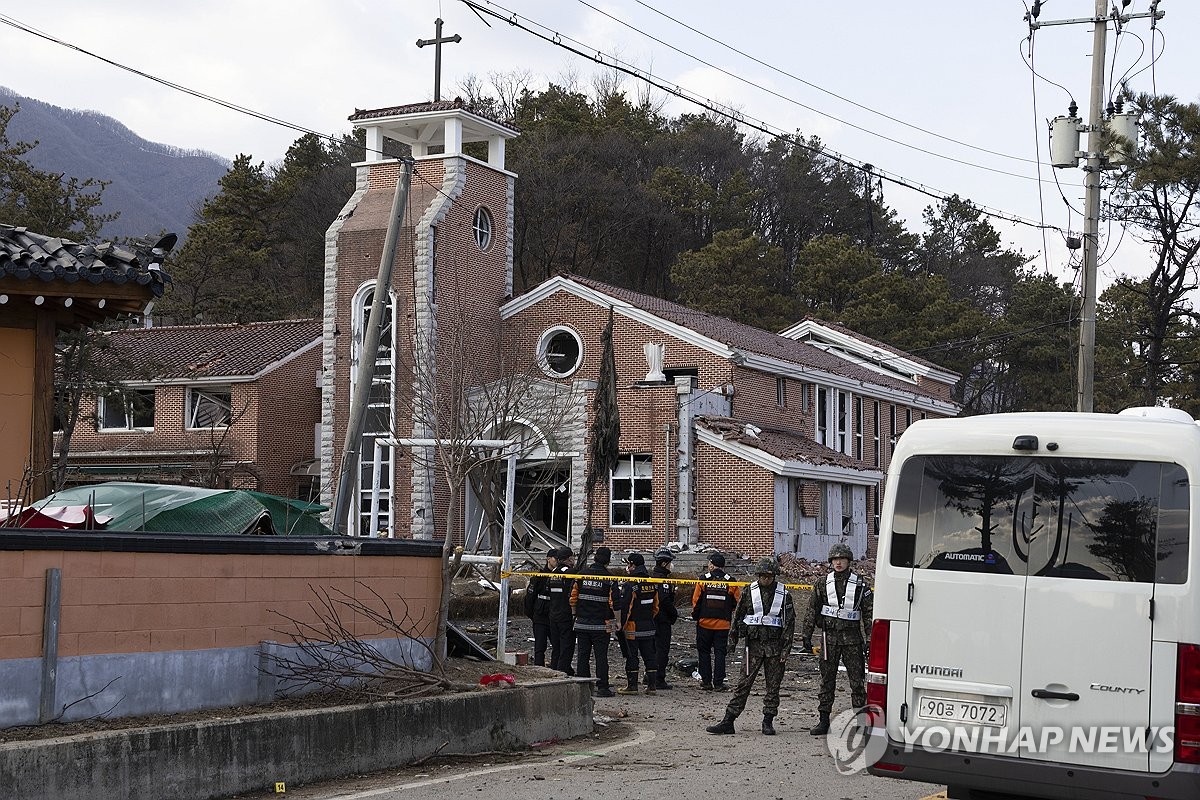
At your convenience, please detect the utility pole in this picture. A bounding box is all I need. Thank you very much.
[1077,0,1107,413]
[1035,1,1164,412]
[333,159,414,535]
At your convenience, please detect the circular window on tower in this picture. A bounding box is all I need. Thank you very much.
[473,206,493,251]
[537,326,583,378]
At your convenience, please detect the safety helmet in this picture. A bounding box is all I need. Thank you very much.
[754,557,779,576]
[828,543,854,561]
[654,547,675,562]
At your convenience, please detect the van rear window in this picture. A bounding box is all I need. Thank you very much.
[889,455,1189,584]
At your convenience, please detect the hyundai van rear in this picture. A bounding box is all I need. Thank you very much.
[866,408,1200,800]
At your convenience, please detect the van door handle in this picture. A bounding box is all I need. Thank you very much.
[1031,689,1079,701]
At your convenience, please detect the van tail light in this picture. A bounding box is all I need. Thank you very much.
[1177,643,1200,764]
[865,619,890,728]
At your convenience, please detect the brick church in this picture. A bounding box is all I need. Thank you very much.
[319,98,959,561]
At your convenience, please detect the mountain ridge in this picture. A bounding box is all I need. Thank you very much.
[0,87,227,242]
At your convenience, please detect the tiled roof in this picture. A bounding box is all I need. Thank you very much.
[697,416,869,471]
[563,274,949,401]
[0,225,172,296]
[348,98,519,132]
[96,318,321,381]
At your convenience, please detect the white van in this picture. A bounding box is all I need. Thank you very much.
[866,408,1200,800]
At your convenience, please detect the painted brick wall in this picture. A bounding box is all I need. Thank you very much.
[0,548,439,661]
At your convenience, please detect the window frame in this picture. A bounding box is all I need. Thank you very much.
[472,206,493,251]
[776,376,787,407]
[537,325,583,378]
[609,453,654,528]
[185,387,232,430]
[98,388,156,432]
[352,282,397,537]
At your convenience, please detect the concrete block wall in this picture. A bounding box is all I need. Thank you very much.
[0,532,441,727]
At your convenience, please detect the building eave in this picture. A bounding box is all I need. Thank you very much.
[502,276,736,360]
[695,427,884,485]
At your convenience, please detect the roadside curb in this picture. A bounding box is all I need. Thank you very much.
[0,679,594,800]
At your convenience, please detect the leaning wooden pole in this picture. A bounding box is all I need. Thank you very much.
[333,158,414,534]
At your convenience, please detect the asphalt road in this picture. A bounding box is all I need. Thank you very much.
[238,618,943,800]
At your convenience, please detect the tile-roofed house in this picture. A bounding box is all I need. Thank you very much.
[62,319,322,498]
[320,96,960,560]
[0,223,175,502]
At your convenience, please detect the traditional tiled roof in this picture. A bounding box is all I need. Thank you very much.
[348,98,519,132]
[0,225,172,296]
[95,318,321,382]
[563,274,950,401]
[696,416,870,471]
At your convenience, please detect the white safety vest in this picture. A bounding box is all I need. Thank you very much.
[744,582,787,627]
[820,571,862,621]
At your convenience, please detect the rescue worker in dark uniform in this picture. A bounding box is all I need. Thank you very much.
[571,546,618,697]
[706,557,795,736]
[524,548,559,667]
[650,547,678,690]
[801,542,873,736]
[691,552,739,691]
[617,552,659,695]
[547,546,575,674]
[555,547,577,676]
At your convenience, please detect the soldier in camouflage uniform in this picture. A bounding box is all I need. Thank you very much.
[801,543,873,735]
[705,557,795,736]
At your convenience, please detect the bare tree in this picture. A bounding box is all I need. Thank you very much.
[387,282,579,668]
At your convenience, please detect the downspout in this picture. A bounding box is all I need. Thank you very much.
[664,422,672,548]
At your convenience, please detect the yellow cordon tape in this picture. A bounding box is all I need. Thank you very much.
[501,569,816,591]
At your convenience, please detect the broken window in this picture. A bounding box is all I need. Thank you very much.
[610,454,653,527]
[187,387,231,429]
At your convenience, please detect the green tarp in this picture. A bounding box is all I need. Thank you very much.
[39,482,335,536]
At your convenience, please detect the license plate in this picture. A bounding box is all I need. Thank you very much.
[917,695,1006,727]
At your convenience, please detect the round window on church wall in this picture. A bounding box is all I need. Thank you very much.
[473,206,493,251]
[538,326,583,377]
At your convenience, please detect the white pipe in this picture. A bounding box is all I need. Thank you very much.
[496,451,517,660]
[457,553,503,565]
[369,440,383,537]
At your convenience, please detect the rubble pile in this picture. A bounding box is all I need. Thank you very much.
[775,552,877,586]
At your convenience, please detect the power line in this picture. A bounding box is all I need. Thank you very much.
[460,0,1064,236]
[0,14,332,146]
[631,0,1039,167]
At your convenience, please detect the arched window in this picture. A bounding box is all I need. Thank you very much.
[351,283,396,536]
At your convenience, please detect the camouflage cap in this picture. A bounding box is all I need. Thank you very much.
[828,543,854,561]
[754,557,778,575]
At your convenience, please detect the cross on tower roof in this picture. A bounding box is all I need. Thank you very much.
[415,17,461,102]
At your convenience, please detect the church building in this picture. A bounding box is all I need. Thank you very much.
[320,98,959,560]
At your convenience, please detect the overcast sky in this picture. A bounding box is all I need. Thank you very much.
[1,1,1196,290]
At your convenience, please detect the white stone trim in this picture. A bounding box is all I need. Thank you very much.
[320,163,371,520]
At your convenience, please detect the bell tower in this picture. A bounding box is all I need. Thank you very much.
[320,99,519,538]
